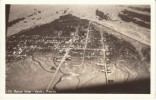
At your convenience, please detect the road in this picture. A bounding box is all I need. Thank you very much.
[80,21,91,66]
[99,27,108,84]
[46,40,73,91]
[45,25,80,92]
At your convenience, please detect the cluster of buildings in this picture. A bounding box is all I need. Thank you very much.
[6,28,85,63]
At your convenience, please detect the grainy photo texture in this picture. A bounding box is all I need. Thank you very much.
[6,5,150,93]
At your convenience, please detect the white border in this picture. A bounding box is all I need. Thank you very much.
[0,0,155,99]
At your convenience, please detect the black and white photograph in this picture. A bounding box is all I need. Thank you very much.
[5,4,151,94]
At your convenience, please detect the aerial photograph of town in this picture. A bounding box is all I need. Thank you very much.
[6,5,150,93]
